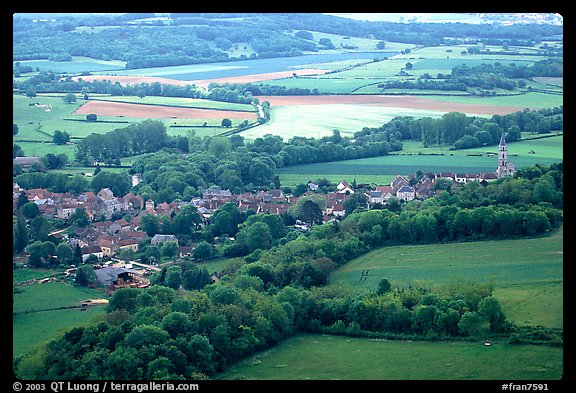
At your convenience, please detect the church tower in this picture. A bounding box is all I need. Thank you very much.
[496,132,515,178]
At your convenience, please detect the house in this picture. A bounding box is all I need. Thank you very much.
[368,190,384,205]
[396,185,415,202]
[391,175,409,189]
[97,188,114,201]
[57,203,78,220]
[81,245,103,262]
[100,198,122,219]
[117,239,140,253]
[151,234,178,246]
[375,185,395,202]
[13,156,41,169]
[336,180,355,194]
[331,203,346,217]
[98,239,116,257]
[178,245,195,258]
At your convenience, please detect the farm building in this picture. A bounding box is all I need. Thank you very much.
[94,266,140,287]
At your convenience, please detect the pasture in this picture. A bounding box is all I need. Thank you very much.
[13,280,107,357]
[329,227,563,329]
[217,333,563,380]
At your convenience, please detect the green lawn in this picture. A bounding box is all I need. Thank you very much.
[216,334,563,380]
[329,227,563,329]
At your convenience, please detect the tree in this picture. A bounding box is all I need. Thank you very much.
[29,215,51,242]
[376,278,392,295]
[140,214,161,237]
[211,210,234,236]
[13,212,29,254]
[75,265,97,286]
[208,137,232,156]
[20,202,40,219]
[86,113,98,122]
[53,130,71,145]
[56,243,73,265]
[69,208,90,227]
[164,265,183,289]
[26,88,36,99]
[298,199,323,227]
[221,118,232,128]
[240,222,272,252]
[162,311,192,338]
[72,244,83,266]
[193,241,214,261]
[161,241,178,259]
[63,93,77,104]
[478,296,507,333]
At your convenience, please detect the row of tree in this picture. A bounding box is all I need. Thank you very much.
[377,58,563,93]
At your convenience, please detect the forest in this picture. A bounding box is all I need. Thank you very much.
[13,13,562,67]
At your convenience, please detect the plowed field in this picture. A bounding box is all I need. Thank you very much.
[74,101,258,119]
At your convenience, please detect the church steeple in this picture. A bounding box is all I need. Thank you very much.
[497,132,514,178]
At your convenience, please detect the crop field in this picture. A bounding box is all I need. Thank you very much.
[74,100,258,121]
[329,227,563,329]
[241,93,530,141]
[217,334,563,380]
[17,56,126,73]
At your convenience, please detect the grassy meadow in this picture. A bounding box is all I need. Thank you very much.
[329,227,563,329]
[217,334,563,380]
[13,280,108,358]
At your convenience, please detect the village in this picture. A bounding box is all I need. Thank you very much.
[13,165,503,287]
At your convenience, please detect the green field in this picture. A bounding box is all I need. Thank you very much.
[17,56,126,73]
[13,281,108,358]
[241,105,448,140]
[277,135,563,186]
[330,227,563,329]
[217,334,563,380]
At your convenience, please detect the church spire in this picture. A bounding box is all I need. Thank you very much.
[497,132,514,178]
[499,132,507,147]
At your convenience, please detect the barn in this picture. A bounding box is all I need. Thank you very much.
[94,266,139,287]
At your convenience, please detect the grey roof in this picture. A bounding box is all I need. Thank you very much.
[94,266,138,286]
